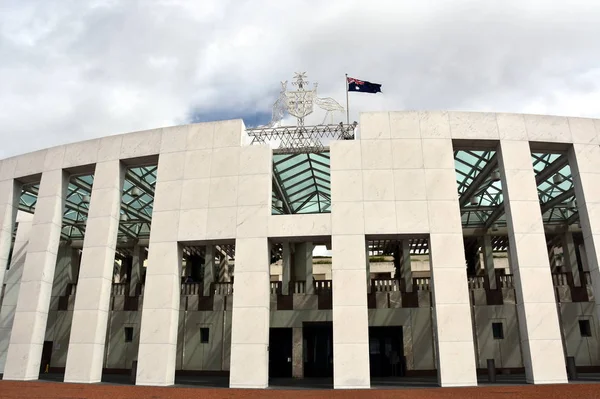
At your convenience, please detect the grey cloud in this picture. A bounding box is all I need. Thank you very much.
[1,0,599,158]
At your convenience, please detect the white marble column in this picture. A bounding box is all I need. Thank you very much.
[569,143,600,334]
[331,235,370,388]
[499,140,567,384]
[282,242,291,295]
[229,238,270,388]
[330,139,370,389]
[420,135,477,387]
[562,232,581,287]
[0,212,33,373]
[3,169,68,380]
[203,245,215,296]
[136,240,183,386]
[482,235,497,289]
[129,244,144,296]
[0,180,20,291]
[64,160,124,383]
[402,240,412,292]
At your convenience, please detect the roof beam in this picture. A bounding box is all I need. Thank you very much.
[272,174,292,214]
[540,188,575,215]
[125,169,156,198]
[535,153,569,186]
[458,154,498,208]
[484,203,505,229]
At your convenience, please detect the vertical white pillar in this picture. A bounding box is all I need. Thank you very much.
[129,244,144,296]
[136,240,182,386]
[562,232,581,287]
[229,238,270,388]
[330,139,369,389]
[64,160,124,383]
[3,169,68,380]
[569,143,600,333]
[203,245,215,296]
[0,180,20,291]
[0,212,33,373]
[422,136,477,387]
[282,242,291,295]
[402,240,413,292]
[499,140,567,384]
[482,235,497,289]
[331,235,370,388]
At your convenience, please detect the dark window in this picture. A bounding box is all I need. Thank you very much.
[579,320,592,337]
[124,327,134,342]
[200,327,209,343]
[492,322,504,340]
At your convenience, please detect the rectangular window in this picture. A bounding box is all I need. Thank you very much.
[200,327,209,343]
[492,322,504,340]
[124,327,134,342]
[579,320,592,337]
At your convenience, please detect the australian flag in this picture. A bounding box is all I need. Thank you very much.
[347,77,382,93]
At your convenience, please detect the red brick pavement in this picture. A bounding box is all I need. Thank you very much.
[1,381,600,399]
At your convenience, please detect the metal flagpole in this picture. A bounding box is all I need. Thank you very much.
[345,73,349,124]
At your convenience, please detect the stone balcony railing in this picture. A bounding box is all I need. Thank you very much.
[52,270,596,313]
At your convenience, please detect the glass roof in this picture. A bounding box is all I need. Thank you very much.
[118,166,156,239]
[18,166,157,240]
[532,153,577,225]
[455,150,505,227]
[272,151,331,214]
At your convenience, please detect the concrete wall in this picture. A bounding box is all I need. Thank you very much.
[2,112,600,387]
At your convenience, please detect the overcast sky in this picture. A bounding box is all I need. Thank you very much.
[1,0,599,158]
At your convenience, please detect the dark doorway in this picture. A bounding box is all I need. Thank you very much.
[369,326,404,377]
[304,322,333,378]
[269,328,292,378]
[40,341,53,374]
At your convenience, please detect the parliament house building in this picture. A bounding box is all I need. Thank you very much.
[0,110,600,389]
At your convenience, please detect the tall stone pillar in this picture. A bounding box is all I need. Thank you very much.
[401,240,412,292]
[499,140,567,384]
[0,180,20,291]
[292,327,303,378]
[136,241,182,386]
[203,245,215,296]
[330,139,370,389]
[65,160,124,383]
[0,212,33,373]
[3,169,68,380]
[129,244,144,296]
[482,235,497,289]
[282,242,291,295]
[562,232,581,287]
[427,190,477,384]
[331,235,370,388]
[569,142,600,335]
[229,238,270,388]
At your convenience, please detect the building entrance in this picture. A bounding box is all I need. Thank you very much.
[303,322,333,378]
[369,326,404,377]
[269,328,293,378]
